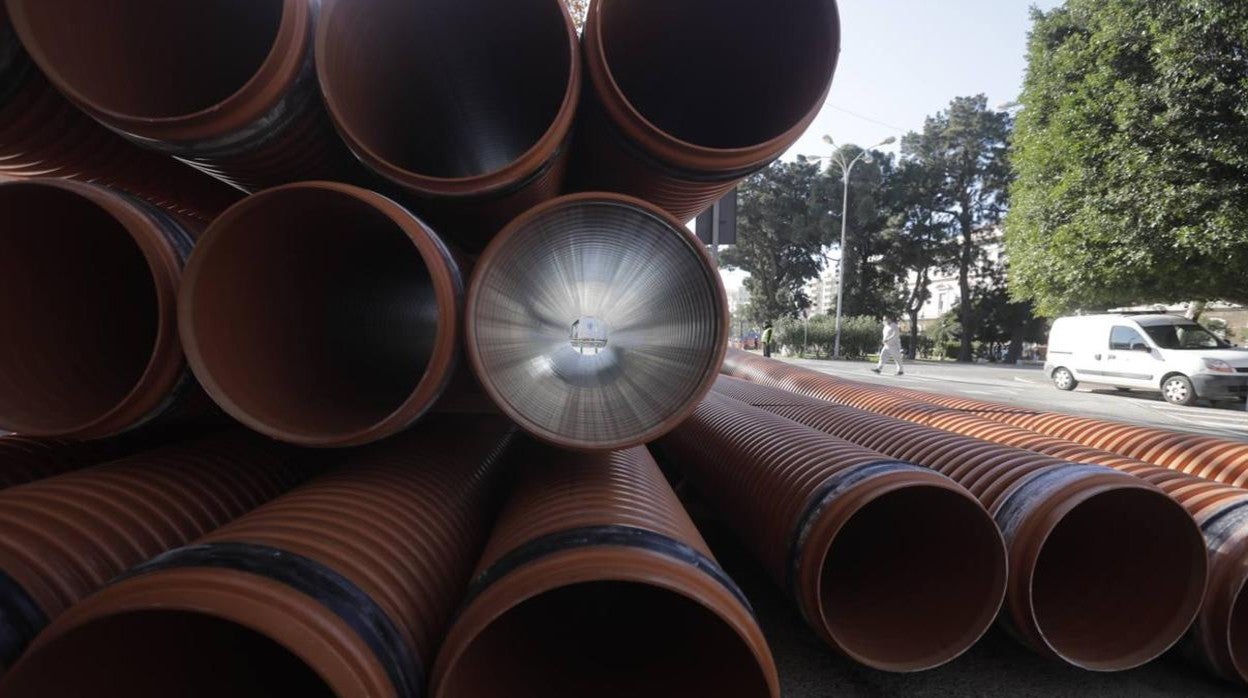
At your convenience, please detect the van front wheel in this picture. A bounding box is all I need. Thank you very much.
[1162,375,1197,406]
[1052,367,1078,391]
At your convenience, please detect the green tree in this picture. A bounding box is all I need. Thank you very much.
[823,147,904,319]
[1008,1,1248,315]
[972,263,1049,364]
[721,160,830,325]
[888,160,960,358]
[563,0,588,31]
[902,96,1012,362]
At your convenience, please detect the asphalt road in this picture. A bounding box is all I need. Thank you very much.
[776,356,1248,441]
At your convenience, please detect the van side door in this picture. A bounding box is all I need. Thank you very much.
[1102,325,1159,387]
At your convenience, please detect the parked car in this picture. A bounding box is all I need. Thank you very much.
[1044,314,1248,406]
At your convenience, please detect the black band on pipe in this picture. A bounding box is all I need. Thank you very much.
[0,567,48,670]
[786,460,927,611]
[460,525,753,616]
[118,542,422,698]
[1199,499,1248,557]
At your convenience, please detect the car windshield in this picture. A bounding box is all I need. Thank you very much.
[1142,323,1227,350]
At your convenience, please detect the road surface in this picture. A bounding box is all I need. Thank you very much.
[774,356,1248,440]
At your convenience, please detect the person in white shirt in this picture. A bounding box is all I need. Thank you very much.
[871,316,904,376]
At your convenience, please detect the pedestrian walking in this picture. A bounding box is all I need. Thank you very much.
[762,322,774,358]
[871,316,904,375]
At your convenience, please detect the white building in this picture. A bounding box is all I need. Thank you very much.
[803,267,839,316]
[914,227,1005,322]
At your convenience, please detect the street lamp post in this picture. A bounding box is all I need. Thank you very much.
[819,134,896,359]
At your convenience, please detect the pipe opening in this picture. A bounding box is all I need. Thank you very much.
[1226,575,1248,681]
[320,0,573,179]
[0,184,158,434]
[469,198,724,448]
[439,581,772,698]
[818,486,1005,671]
[0,611,333,697]
[9,0,284,118]
[183,188,437,443]
[1032,488,1206,670]
[597,0,838,150]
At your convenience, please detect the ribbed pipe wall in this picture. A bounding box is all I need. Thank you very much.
[0,435,112,490]
[433,443,778,697]
[569,0,840,221]
[0,418,516,697]
[5,0,371,192]
[467,193,727,450]
[179,182,464,447]
[656,392,1007,672]
[0,7,239,221]
[711,376,1208,671]
[0,179,208,439]
[724,349,1248,489]
[0,431,309,675]
[316,0,580,251]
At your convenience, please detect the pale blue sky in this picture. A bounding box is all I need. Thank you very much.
[724,0,1064,291]
[784,0,1064,162]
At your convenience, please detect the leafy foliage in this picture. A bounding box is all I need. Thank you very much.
[721,160,831,324]
[902,95,1012,361]
[563,0,588,31]
[774,315,881,360]
[1008,1,1248,315]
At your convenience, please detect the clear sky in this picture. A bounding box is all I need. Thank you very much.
[723,0,1065,291]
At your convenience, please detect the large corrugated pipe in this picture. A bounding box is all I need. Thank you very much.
[467,193,727,451]
[0,430,310,675]
[0,7,240,221]
[433,443,778,697]
[0,426,199,490]
[727,349,1248,489]
[5,0,369,192]
[569,0,840,221]
[179,182,464,447]
[712,376,1208,671]
[654,392,1006,672]
[849,398,1248,685]
[0,417,516,697]
[0,179,214,439]
[316,0,580,251]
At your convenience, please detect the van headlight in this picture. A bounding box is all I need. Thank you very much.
[1201,358,1236,374]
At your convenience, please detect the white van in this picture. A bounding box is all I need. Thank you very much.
[1044,314,1248,406]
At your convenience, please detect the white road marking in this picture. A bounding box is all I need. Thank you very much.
[1013,376,1037,384]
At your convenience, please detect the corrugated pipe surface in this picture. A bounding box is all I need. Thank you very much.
[0,430,310,675]
[727,349,1248,489]
[569,0,840,222]
[712,375,1208,671]
[0,179,212,439]
[655,391,1007,672]
[0,426,197,491]
[842,394,1248,685]
[432,442,777,698]
[179,182,464,447]
[467,193,727,451]
[0,7,240,221]
[5,0,370,192]
[316,0,580,251]
[0,417,516,698]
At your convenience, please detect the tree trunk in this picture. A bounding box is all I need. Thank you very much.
[905,267,929,360]
[1185,300,1207,321]
[1005,322,1025,364]
[957,218,975,363]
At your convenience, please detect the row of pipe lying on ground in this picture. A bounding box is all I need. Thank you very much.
[0,4,240,220]
[655,391,1008,672]
[0,417,785,697]
[0,179,727,450]
[4,0,840,247]
[705,372,1208,672]
[719,350,1248,683]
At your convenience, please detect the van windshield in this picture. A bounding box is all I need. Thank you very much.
[1142,323,1227,350]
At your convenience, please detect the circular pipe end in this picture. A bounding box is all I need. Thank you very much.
[6,0,306,140]
[1028,486,1207,671]
[0,180,183,438]
[0,569,388,698]
[433,552,778,698]
[317,0,579,194]
[179,183,461,447]
[466,193,727,451]
[806,478,1007,671]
